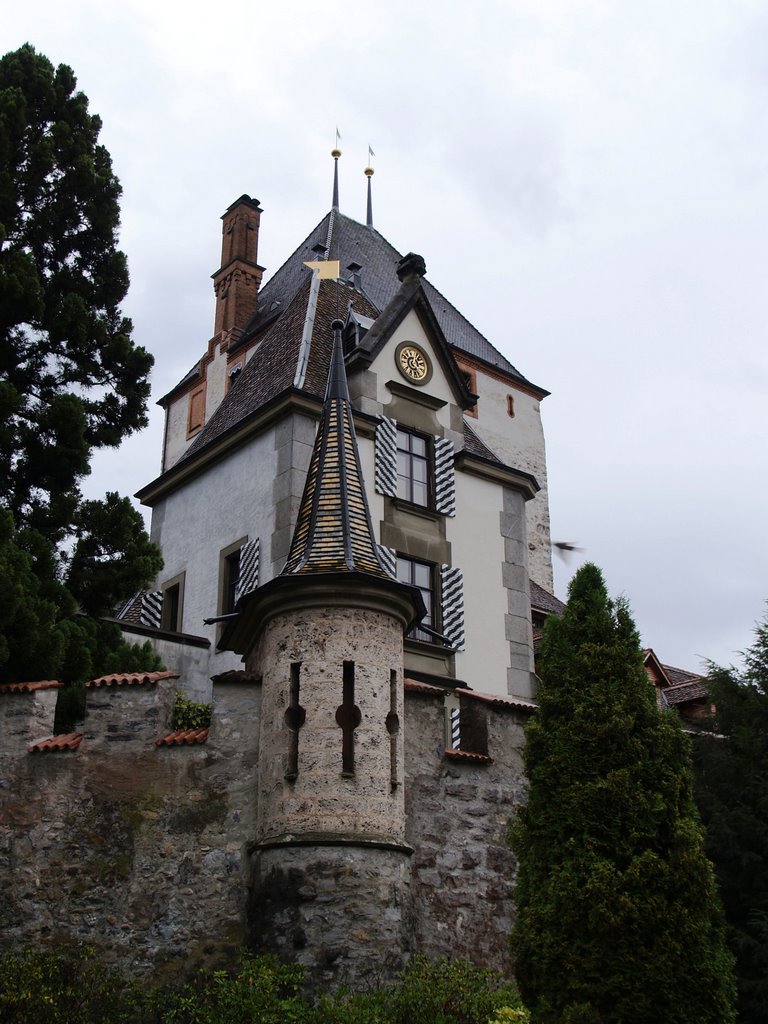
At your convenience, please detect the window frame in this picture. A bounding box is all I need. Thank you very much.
[161,572,185,632]
[396,426,432,510]
[218,537,247,617]
[396,554,437,643]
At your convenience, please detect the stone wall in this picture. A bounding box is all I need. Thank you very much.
[404,685,530,974]
[0,672,530,985]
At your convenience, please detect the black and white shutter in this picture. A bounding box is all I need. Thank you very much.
[235,538,260,604]
[375,416,398,497]
[440,564,465,650]
[433,436,456,516]
[376,544,398,579]
[140,590,163,629]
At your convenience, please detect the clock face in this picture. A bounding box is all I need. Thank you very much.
[397,344,430,383]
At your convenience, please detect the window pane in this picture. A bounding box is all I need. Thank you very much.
[411,435,427,456]
[412,482,428,506]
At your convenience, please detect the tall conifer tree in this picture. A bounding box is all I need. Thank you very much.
[693,618,768,1024]
[0,45,162,686]
[511,563,735,1024]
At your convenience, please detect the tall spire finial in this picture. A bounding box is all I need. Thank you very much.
[331,128,342,210]
[364,145,375,228]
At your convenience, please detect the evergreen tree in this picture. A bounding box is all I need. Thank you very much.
[0,45,162,690]
[511,563,735,1024]
[0,44,153,542]
[693,619,768,1024]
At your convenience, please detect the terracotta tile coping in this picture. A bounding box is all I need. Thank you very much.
[28,733,83,753]
[85,671,180,688]
[155,728,209,746]
[445,748,493,764]
[0,680,63,694]
[403,678,537,714]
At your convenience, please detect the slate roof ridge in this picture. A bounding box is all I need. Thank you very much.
[244,207,534,384]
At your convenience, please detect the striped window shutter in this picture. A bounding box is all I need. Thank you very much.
[434,436,456,516]
[440,564,465,650]
[375,416,398,497]
[377,544,398,579]
[235,538,260,604]
[140,590,163,629]
[449,705,461,750]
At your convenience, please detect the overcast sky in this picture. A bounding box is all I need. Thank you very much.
[6,0,768,673]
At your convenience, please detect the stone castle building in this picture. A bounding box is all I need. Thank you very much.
[0,161,710,984]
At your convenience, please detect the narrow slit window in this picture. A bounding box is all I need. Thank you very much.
[336,661,361,775]
[284,662,305,781]
[386,669,400,788]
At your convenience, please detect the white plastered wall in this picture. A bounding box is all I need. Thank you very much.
[450,472,522,697]
[468,370,553,593]
[149,430,278,696]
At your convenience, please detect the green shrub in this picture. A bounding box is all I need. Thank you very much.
[172,690,213,731]
[0,948,522,1024]
[0,945,150,1023]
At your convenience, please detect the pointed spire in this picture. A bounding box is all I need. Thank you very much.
[365,145,375,227]
[282,316,391,579]
[332,131,341,210]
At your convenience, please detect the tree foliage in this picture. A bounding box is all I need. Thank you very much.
[0,43,153,541]
[511,563,735,1024]
[693,617,768,1024]
[0,45,162,690]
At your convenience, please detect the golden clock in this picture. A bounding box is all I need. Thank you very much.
[397,343,431,384]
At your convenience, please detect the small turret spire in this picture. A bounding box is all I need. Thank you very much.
[365,145,375,227]
[331,129,342,210]
[282,316,392,579]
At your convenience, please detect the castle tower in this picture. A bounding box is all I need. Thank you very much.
[222,310,424,985]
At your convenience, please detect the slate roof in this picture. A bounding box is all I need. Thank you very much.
[182,278,379,461]
[247,210,534,381]
[463,420,505,462]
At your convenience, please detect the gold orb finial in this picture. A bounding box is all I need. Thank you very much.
[364,166,374,177]
[332,147,341,159]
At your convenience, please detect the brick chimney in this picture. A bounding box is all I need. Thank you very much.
[212,195,265,338]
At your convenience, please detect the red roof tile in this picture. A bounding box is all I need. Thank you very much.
[85,671,180,688]
[0,680,62,694]
[445,748,493,764]
[455,687,537,713]
[154,728,209,747]
[404,678,446,697]
[28,733,83,753]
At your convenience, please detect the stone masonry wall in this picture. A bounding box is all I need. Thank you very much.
[0,673,530,985]
[0,675,261,983]
[404,687,530,975]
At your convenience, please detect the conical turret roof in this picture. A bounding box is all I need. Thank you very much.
[281,318,392,579]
